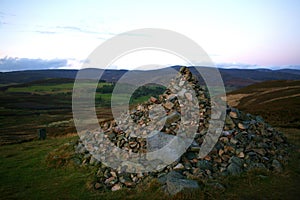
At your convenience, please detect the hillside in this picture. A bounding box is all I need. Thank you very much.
[227,80,300,128]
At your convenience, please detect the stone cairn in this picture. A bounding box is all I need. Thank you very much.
[74,67,289,194]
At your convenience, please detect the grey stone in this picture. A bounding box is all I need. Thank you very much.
[227,162,242,175]
[196,160,212,171]
[229,156,243,167]
[159,171,200,195]
[272,159,283,172]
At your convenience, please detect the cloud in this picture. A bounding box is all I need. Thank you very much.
[34,30,57,34]
[0,57,68,72]
[56,26,102,35]
[216,63,265,69]
[215,63,300,70]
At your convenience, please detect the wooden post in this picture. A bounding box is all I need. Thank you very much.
[38,128,47,140]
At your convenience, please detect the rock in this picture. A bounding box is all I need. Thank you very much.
[150,96,158,103]
[206,182,225,190]
[165,111,181,127]
[272,159,283,172]
[247,162,266,170]
[227,162,242,175]
[227,156,243,175]
[124,181,135,187]
[229,156,243,167]
[110,171,117,177]
[147,131,175,151]
[179,80,185,87]
[163,101,174,110]
[237,152,245,158]
[224,116,236,130]
[174,163,185,170]
[159,171,200,195]
[94,182,102,189]
[229,111,238,119]
[190,146,201,152]
[185,152,196,160]
[111,183,122,191]
[196,160,212,170]
[184,92,193,101]
[230,138,238,145]
[238,123,246,130]
[105,177,117,185]
[89,156,99,165]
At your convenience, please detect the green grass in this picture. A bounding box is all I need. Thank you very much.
[95,93,155,107]
[0,136,97,199]
[0,136,168,200]
[6,82,111,94]
[0,127,299,199]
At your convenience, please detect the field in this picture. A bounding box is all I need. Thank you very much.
[0,79,164,145]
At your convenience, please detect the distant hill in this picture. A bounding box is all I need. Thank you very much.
[0,69,127,85]
[227,80,300,128]
[1,67,300,90]
[277,69,300,75]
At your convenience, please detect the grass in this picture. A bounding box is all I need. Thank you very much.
[6,81,111,94]
[0,136,97,199]
[0,136,169,199]
[0,127,299,199]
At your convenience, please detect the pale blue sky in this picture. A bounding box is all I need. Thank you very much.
[0,0,299,70]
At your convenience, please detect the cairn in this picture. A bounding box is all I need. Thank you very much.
[74,67,289,194]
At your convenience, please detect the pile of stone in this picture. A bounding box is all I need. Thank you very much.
[74,67,289,194]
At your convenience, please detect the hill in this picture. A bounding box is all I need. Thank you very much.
[227,80,300,128]
[1,67,300,91]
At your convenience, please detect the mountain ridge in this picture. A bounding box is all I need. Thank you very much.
[1,67,300,90]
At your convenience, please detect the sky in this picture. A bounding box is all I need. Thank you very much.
[0,0,300,71]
